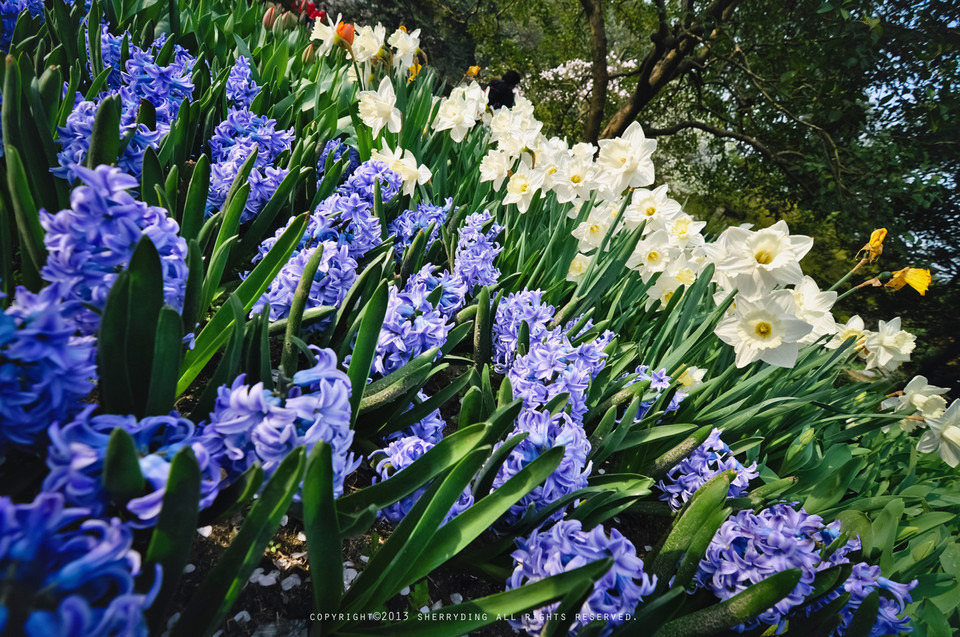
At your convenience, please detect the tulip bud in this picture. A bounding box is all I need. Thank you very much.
[466,65,480,77]
[278,11,297,30]
[302,43,316,65]
[335,21,355,46]
[262,6,278,29]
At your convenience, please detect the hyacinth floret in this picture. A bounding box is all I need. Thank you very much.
[658,428,759,510]
[317,139,361,187]
[506,519,656,635]
[696,503,862,632]
[373,275,455,376]
[225,55,261,108]
[453,210,503,290]
[209,109,294,167]
[39,164,189,335]
[56,29,195,180]
[371,435,474,524]
[389,198,451,255]
[251,241,358,321]
[0,285,97,451]
[800,561,916,636]
[205,348,358,497]
[385,391,447,445]
[492,289,557,372]
[492,409,592,526]
[622,364,688,421]
[339,159,402,205]
[55,96,164,181]
[405,264,469,316]
[44,407,223,526]
[507,328,610,422]
[0,493,157,636]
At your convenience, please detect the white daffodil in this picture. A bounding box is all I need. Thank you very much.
[677,365,707,390]
[387,27,420,69]
[646,256,697,309]
[566,253,592,282]
[664,215,705,253]
[715,220,813,290]
[553,154,598,204]
[370,141,431,196]
[352,24,386,63]
[310,12,342,56]
[917,399,960,467]
[883,376,950,414]
[503,164,544,213]
[622,184,682,231]
[479,149,513,191]
[533,136,568,191]
[714,290,813,368]
[358,76,402,137]
[790,276,837,344]
[489,96,542,159]
[626,230,676,280]
[433,82,487,142]
[881,375,950,433]
[863,317,916,372]
[596,121,657,195]
[572,212,612,252]
[826,314,866,350]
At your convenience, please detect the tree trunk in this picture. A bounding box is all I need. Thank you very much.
[600,0,743,138]
[581,0,608,145]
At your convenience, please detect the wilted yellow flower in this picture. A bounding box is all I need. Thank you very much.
[858,227,887,263]
[407,63,422,82]
[886,267,932,295]
[466,65,480,77]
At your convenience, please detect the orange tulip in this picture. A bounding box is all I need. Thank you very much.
[335,21,355,46]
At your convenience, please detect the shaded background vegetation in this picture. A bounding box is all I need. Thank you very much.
[329,0,959,388]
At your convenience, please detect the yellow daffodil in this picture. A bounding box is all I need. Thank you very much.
[407,63,422,82]
[858,227,887,263]
[886,267,932,295]
[466,65,480,77]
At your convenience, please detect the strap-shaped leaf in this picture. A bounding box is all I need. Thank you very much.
[403,445,565,587]
[85,93,121,168]
[346,280,389,421]
[349,446,492,614]
[97,271,135,414]
[337,423,487,515]
[171,447,306,637]
[103,427,145,503]
[3,147,45,284]
[144,306,184,415]
[281,244,325,377]
[180,154,211,241]
[653,569,803,637]
[302,442,342,617]
[178,213,307,394]
[346,558,614,636]
[125,237,165,417]
[197,464,264,526]
[649,470,733,586]
[145,446,201,631]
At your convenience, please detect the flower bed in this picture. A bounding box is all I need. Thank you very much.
[0,1,958,635]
